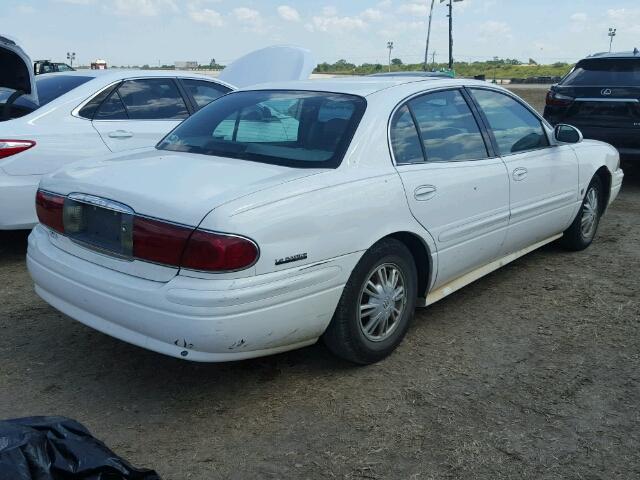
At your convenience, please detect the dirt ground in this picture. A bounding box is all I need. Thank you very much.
[1,89,639,479]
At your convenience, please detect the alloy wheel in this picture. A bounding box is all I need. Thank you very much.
[358,263,407,342]
[581,187,599,240]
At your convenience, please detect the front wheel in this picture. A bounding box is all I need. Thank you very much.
[323,238,417,364]
[560,175,604,251]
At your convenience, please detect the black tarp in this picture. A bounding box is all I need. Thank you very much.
[0,416,160,480]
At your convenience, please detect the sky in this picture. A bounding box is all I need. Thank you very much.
[3,0,640,67]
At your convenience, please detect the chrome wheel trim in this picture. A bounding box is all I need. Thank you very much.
[581,187,599,240]
[358,263,407,342]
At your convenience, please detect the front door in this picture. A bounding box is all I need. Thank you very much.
[390,88,510,288]
[91,78,189,152]
[469,88,579,254]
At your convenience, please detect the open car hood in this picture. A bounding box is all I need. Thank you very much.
[0,34,38,105]
[218,45,315,88]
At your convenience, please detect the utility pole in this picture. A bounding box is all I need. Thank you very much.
[447,1,453,69]
[387,41,394,72]
[608,27,617,52]
[424,0,436,71]
[443,0,463,70]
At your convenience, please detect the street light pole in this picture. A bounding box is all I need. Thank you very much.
[424,0,436,71]
[387,41,394,72]
[66,52,76,68]
[608,27,617,52]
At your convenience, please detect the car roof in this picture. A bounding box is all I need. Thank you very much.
[38,69,234,92]
[369,71,453,78]
[585,49,640,60]
[239,76,485,97]
[41,69,221,81]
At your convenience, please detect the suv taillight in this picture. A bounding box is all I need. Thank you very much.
[35,189,65,233]
[0,140,35,159]
[546,91,574,107]
[132,217,258,272]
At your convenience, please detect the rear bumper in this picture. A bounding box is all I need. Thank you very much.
[0,170,40,230]
[27,225,356,362]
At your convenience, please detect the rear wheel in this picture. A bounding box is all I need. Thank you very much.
[560,175,604,251]
[323,238,417,364]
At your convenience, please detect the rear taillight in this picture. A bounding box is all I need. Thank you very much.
[35,190,259,272]
[181,230,259,272]
[0,140,35,159]
[546,91,574,107]
[132,217,258,272]
[35,189,65,233]
[132,217,192,266]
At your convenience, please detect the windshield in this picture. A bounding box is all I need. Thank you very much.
[157,90,367,168]
[563,59,640,86]
[35,75,94,105]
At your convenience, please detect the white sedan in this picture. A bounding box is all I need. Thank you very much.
[0,35,314,229]
[27,77,624,364]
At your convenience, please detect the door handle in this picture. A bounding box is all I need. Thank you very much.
[108,130,133,139]
[414,185,437,201]
[512,167,528,181]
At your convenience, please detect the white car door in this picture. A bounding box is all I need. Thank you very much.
[468,88,579,254]
[91,78,190,152]
[391,88,510,289]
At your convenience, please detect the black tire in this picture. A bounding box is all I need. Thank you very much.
[323,238,418,364]
[560,175,604,251]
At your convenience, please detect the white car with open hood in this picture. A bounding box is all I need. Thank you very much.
[27,77,624,364]
[0,35,314,229]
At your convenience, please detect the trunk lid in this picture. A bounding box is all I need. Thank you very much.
[39,149,323,281]
[218,45,315,88]
[554,84,640,129]
[0,35,38,106]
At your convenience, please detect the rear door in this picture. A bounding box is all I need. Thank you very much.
[469,88,579,254]
[391,88,510,288]
[549,58,640,150]
[91,78,190,152]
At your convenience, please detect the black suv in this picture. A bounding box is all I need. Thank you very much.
[544,50,640,161]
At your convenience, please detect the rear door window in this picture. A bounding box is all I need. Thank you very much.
[116,79,189,120]
[94,91,128,120]
[471,89,549,155]
[408,89,488,162]
[563,59,640,86]
[390,105,424,164]
[181,79,231,109]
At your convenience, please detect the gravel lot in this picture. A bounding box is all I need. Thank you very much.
[1,88,639,479]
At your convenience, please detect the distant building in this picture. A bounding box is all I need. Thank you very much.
[175,61,198,70]
[91,59,108,70]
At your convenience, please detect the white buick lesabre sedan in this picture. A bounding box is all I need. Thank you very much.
[27,77,624,364]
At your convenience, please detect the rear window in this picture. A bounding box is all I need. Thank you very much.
[563,59,640,86]
[157,90,366,168]
[35,75,93,105]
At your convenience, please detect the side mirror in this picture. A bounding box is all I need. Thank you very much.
[554,124,583,144]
